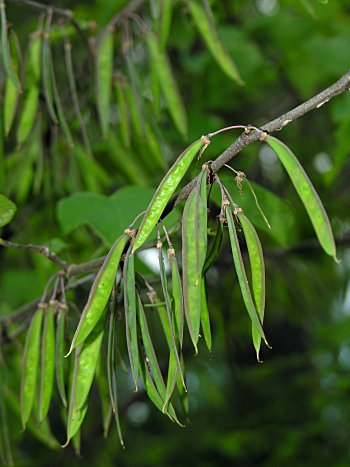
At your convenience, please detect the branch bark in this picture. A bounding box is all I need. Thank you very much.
[174,69,350,206]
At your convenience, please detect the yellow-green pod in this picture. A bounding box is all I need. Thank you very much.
[39,303,55,421]
[0,2,20,89]
[200,278,211,351]
[96,27,114,138]
[169,250,184,347]
[182,188,202,353]
[158,0,173,50]
[114,74,130,148]
[41,19,58,124]
[4,31,21,136]
[16,32,41,147]
[65,311,107,445]
[265,135,338,261]
[238,213,265,361]
[68,234,128,353]
[20,306,44,428]
[55,304,67,407]
[188,1,243,84]
[146,31,187,137]
[133,137,208,252]
[225,206,269,353]
[124,243,139,391]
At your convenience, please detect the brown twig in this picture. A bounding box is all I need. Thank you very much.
[8,0,73,18]
[174,69,350,206]
[0,238,68,269]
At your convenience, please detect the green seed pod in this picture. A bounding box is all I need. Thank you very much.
[96,28,114,138]
[39,303,55,421]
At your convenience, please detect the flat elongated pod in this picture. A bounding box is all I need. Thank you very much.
[41,16,58,124]
[200,278,211,351]
[114,75,130,148]
[188,1,243,85]
[265,135,337,261]
[66,312,106,445]
[107,303,124,447]
[133,137,208,252]
[96,28,114,138]
[203,217,224,275]
[146,31,187,136]
[138,348,183,426]
[238,213,265,361]
[225,206,269,351]
[55,304,67,407]
[158,0,173,50]
[124,243,139,391]
[4,31,21,136]
[158,246,185,389]
[182,188,202,353]
[0,2,20,89]
[39,304,55,421]
[68,234,128,353]
[16,32,41,146]
[195,167,208,278]
[21,307,44,428]
[169,250,184,347]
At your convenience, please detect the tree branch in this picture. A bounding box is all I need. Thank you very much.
[0,238,68,268]
[174,69,350,206]
[8,0,73,18]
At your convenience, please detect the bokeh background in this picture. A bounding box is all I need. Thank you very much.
[1,0,350,465]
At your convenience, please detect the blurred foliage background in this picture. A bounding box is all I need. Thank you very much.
[1,0,350,465]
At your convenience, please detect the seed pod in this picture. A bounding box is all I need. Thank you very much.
[146,31,187,136]
[238,213,265,361]
[225,205,269,352]
[42,15,58,124]
[200,278,211,351]
[133,137,208,252]
[188,0,243,84]
[169,250,184,347]
[68,234,128,353]
[0,1,20,89]
[195,167,208,279]
[21,306,44,428]
[265,135,338,261]
[203,217,224,275]
[39,303,55,421]
[96,27,114,138]
[114,74,130,148]
[123,243,139,391]
[66,310,107,445]
[158,0,173,50]
[107,301,124,447]
[182,188,201,353]
[55,303,67,407]
[138,338,183,426]
[16,31,41,147]
[4,31,21,136]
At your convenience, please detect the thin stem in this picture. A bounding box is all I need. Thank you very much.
[207,125,259,138]
[8,0,73,18]
[0,238,68,268]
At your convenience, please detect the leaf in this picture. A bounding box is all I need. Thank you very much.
[238,213,265,361]
[146,31,188,136]
[4,31,21,136]
[68,234,128,353]
[114,74,130,148]
[265,135,338,260]
[0,194,17,228]
[39,304,55,421]
[188,0,243,84]
[123,243,139,391]
[41,17,58,124]
[66,311,107,445]
[225,206,269,354]
[133,138,207,252]
[96,28,114,138]
[21,307,44,428]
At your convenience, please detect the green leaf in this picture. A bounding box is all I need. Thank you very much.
[0,194,17,228]
[266,135,337,260]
